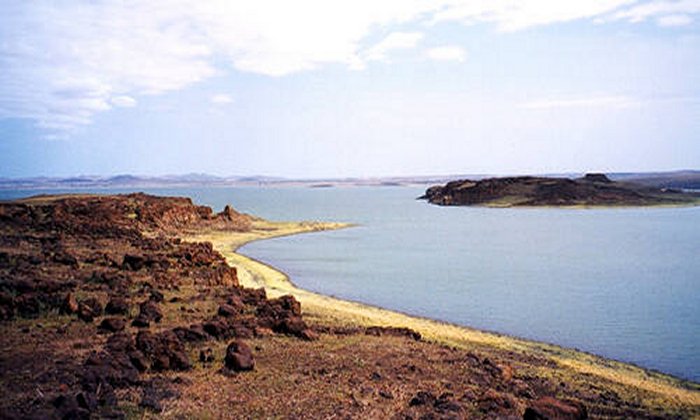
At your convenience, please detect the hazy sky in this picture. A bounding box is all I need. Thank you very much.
[1,1,699,178]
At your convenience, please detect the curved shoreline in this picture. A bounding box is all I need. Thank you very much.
[188,220,700,409]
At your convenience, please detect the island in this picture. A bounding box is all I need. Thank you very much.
[419,173,700,207]
[1,193,698,418]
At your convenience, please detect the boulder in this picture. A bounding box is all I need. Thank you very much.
[217,304,239,318]
[105,297,129,315]
[224,340,254,371]
[77,298,103,322]
[122,254,145,271]
[135,330,191,372]
[133,301,162,326]
[99,317,126,333]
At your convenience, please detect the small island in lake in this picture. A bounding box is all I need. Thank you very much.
[420,173,700,207]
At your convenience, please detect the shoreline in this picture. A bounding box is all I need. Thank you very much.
[187,219,700,409]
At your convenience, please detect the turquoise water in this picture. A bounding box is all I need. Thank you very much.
[3,186,699,381]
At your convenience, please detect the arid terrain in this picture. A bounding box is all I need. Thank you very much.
[1,193,698,419]
[420,174,700,207]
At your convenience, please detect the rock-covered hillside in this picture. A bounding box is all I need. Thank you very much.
[1,193,697,418]
[0,194,314,417]
[420,173,700,207]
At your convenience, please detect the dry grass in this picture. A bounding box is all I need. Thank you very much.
[186,219,700,415]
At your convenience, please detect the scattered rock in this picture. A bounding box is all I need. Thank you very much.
[135,330,191,372]
[224,340,254,372]
[77,298,103,322]
[105,297,129,315]
[98,317,126,333]
[149,290,164,302]
[218,304,239,317]
[61,293,79,314]
[523,397,588,420]
[122,254,146,271]
[133,300,162,327]
[476,389,517,415]
[409,391,436,407]
[365,326,422,341]
[173,325,209,342]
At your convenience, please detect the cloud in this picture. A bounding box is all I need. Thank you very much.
[433,0,637,31]
[608,0,700,23]
[2,0,699,136]
[111,96,137,108]
[425,46,467,62]
[210,94,234,105]
[657,14,694,26]
[519,95,642,110]
[365,32,424,62]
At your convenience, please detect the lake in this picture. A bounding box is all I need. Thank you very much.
[2,186,699,381]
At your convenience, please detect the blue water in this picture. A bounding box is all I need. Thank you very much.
[2,186,699,381]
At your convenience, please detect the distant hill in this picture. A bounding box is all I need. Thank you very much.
[1,170,699,191]
[607,170,700,190]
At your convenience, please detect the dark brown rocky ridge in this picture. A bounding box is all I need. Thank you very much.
[420,173,700,207]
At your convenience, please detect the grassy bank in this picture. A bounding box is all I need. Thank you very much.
[188,219,700,414]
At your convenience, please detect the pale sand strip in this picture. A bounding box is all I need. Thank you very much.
[188,219,700,408]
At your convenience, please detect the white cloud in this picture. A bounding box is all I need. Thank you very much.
[520,95,642,110]
[2,0,699,136]
[365,32,424,62]
[657,14,694,26]
[210,94,234,105]
[425,46,467,62]
[608,0,700,23]
[433,0,637,31]
[111,96,137,108]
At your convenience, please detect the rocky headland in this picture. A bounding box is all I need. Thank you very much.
[0,193,698,418]
[420,173,700,207]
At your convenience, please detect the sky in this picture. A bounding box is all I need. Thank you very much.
[1,1,699,179]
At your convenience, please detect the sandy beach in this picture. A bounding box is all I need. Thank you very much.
[188,218,700,412]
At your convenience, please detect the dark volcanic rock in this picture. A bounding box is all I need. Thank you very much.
[77,298,103,322]
[122,254,146,271]
[365,326,421,341]
[225,340,254,371]
[218,304,240,317]
[105,297,129,315]
[135,301,163,325]
[135,330,191,372]
[409,391,436,407]
[99,317,126,333]
[173,325,209,342]
[523,397,588,420]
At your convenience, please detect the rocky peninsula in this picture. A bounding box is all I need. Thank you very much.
[1,193,698,418]
[420,173,700,207]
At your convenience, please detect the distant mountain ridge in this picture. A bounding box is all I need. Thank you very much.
[1,170,699,190]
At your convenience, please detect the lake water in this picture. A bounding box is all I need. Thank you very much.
[2,186,699,381]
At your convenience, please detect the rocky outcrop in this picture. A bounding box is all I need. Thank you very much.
[420,174,700,207]
[0,193,307,418]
